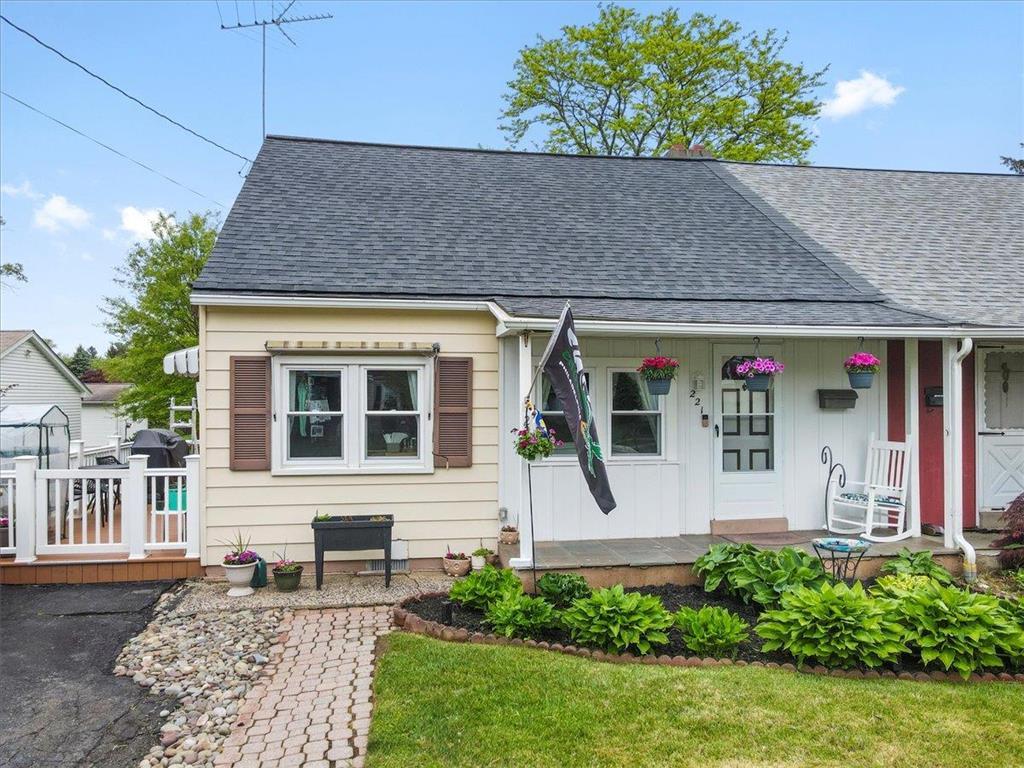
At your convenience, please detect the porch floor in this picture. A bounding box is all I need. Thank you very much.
[532,530,1001,570]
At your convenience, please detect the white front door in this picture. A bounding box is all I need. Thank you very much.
[977,347,1024,510]
[712,344,783,522]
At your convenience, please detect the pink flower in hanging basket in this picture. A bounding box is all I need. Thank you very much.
[735,357,785,378]
[637,356,680,381]
[843,352,881,373]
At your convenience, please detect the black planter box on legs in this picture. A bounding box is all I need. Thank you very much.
[311,515,394,589]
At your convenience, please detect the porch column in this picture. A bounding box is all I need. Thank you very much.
[184,454,201,560]
[509,331,534,569]
[905,339,922,537]
[942,339,956,548]
[13,456,37,563]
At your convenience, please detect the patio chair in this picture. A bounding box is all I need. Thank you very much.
[826,433,913,542]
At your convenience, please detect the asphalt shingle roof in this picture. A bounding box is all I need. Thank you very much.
[721,163,1024,326]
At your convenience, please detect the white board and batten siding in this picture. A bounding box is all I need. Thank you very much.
[199,306,500,566]
[504,335,887,541]
[0,336,84,439]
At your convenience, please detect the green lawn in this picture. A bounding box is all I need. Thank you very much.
[367,633,1024,768]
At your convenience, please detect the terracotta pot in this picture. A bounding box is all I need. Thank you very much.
[442,557,471,577]
[498,529,519,545]
[223,563,256,597]
[486,553,501,567]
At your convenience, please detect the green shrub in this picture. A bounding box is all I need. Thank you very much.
[485,593,558,639]
[561,585,673,655]
[999,597,1024,631]
[756,582,907,668]
[727,547,828,608]
[893,582,1024,678]
[693,543,759,593]
[674,606,749,658]
[870,574,934,600]
[448,566,522,611]
[878,548,953,584]
[536,573,591,608]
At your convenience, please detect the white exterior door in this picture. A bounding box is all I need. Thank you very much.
[712,344,783,521]
[977,347,1024,510]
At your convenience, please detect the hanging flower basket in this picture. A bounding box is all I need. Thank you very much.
[843,352,881,389]
[735,357,784,392]
[637,356,680,396]
[512,428,564,461]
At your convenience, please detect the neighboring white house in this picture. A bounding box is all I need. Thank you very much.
[0,330,89,440]
[81,382,147,446]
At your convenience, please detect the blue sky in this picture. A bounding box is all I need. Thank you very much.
[1,0,1021,353]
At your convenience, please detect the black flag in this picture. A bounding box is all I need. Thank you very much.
[536,304,616,514]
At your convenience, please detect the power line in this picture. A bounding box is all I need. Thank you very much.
[0,14,253,163]
[1,90,227,208]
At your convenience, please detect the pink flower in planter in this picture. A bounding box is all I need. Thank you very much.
[0,517,8,529]
[843,352,881,373]
[637,356,680,380]
[735,357,785,377]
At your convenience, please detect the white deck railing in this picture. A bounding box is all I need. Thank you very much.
[8,453,199,562]
[73,437,135,467]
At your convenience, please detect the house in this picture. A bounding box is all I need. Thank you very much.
[81,382,147,446]
[188,136,1023,574]
[0,330,89,441]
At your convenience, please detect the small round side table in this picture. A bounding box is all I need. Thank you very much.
[812,537,871,584]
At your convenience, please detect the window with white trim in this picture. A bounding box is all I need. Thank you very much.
[609,370,662,456]
[539,373,577,456]
[273,357,432,474]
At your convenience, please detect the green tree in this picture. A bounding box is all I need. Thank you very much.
[1001,143,1023,174]
[501,6,826,161]
[63,345,99,378]
[0,216,27,287]
[101,212,217,426]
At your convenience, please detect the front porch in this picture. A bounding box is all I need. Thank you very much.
[503,530,1001,588]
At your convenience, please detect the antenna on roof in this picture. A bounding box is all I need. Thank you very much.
[217,1,332,143]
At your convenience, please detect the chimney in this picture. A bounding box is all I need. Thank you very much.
[664,143,714,159]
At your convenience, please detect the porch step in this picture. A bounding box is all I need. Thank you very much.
[0,555,202,585]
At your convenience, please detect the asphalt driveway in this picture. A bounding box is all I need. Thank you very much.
[0,581,177,768]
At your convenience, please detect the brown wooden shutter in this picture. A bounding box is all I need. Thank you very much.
[434,356,473,468]
[230,356,271,471]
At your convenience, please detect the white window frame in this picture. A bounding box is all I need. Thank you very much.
[607,368,664,459]
[271,355,434,475]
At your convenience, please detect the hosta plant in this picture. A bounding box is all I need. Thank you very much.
[561,585,673,655]
[537,572,592,608]
[726,547,827,608]
[448,565,522,611]
[693,543,759,594]
[756,582,907,669]
[485,593,558,639]
[870,574,934,600]
[674,606,749,658]
[893,582,1024,679]
[878,548,953,584]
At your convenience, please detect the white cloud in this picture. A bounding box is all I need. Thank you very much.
[1,180,43,200]
[119,206,166,240]
[821,71,905,120]
[33,194,91,231]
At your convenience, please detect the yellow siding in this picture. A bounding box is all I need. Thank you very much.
[200,306,500,565]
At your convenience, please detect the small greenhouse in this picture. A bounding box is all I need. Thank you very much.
[0,404,71,470]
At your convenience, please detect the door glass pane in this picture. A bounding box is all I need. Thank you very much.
[722,385,774,472]
[367,370,417,411]
[290,370,342,412]
[611,414,661,454]
[612,372,656,411]
[288,415,343,459]
[984,351,1024,430]
[539,375,575,454]
[366,414,419,458]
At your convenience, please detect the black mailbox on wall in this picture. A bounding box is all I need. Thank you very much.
[818,389,858,410]
[924,386,943,407]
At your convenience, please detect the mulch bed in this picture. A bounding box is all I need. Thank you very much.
[399,583,1024,683]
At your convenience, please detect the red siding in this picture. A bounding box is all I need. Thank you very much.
[887,340,906,442]
[916,341,977,527]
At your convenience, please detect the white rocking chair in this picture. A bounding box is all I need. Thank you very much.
[827,433,913,542]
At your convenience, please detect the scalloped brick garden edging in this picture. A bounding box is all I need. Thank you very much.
[393,592,1024,686]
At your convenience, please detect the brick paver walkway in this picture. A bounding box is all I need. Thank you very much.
[215,606,393,768]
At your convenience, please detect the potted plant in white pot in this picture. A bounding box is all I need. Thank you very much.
[735,357,785,392]
[471,546,494,571]
[222,533,260,597]
[843,352,881,389]
[637,355,680,396]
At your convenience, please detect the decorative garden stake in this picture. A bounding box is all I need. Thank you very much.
[637,355,680,397]
[844,351,881,389]
[735,357,785,392]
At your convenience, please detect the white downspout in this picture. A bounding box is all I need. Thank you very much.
[951,337,976,581]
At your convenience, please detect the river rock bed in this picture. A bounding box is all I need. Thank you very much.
[114,588,284,768]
